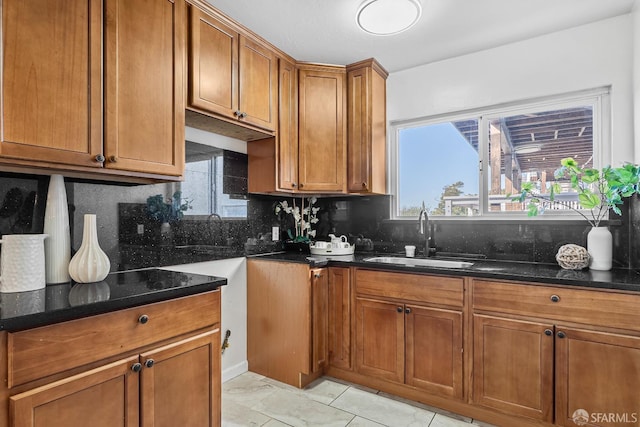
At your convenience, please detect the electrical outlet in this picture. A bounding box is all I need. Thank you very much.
[272,226,279,241]
[137,224,144,235]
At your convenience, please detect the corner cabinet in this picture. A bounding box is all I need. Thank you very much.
[3,291,221,427]
[346,59,388,194]
[247,259,328,388]
[0,0,185,181]
[248,61,347,194]
[186,4,277,136]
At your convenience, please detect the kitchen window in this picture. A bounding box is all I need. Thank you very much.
[390,88,610,219]
[181,143,248,218]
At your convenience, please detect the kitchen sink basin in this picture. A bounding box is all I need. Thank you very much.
[363,256,474,269]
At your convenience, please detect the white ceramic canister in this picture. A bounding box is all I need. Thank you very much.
[0,234,48,292]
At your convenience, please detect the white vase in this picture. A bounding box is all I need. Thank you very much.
[587,226,612,271]
[68,214,111,283]
[43,174,71,283]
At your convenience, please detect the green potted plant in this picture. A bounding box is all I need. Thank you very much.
[146,191,192,235]
[514,158,640,270]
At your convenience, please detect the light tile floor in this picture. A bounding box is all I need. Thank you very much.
[223,372,497,427]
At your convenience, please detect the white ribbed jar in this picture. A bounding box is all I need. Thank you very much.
[68,214,110,283]
[43,174,71,283]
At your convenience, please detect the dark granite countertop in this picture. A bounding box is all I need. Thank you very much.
[0,268,227,332]
[249,251,640,293]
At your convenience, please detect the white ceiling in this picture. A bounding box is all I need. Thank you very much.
[206,0,637,73]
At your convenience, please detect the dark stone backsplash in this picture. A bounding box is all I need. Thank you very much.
[0,172,638,272]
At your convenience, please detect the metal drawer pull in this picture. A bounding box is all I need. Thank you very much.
[131,363,142,373]
[145,359,155,368]
[550,295,560,303]
[138,314,149,324]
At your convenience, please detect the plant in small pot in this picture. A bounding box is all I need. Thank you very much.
[514,158,640,270]
[146,191,192,237]
[274,197,319,251]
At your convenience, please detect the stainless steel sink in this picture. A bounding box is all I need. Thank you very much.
[363,256,473,269]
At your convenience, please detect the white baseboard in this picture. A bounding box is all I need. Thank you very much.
[222,360,248,383]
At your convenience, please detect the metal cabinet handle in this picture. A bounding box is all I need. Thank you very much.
[550,295,560,303]
[234,110,242,117]
[144,359,155,368]
[138,314,149,324]
[314,273,321,278]
[95,154,105,163]
[544,329,553,336]
[131,363,142,373]
[299,183,304,188]
[396,307,403,313]
[109,155,118,163]
[405,307,412,314]
[239,112,247,118]
[557,331,566,339]
[362,182,367,188]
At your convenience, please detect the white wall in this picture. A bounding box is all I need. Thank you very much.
[388,15,635,166]
[163,258,248,383]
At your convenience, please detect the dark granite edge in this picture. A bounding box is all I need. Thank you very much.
[1,278,227,332]
[249,252,640,293]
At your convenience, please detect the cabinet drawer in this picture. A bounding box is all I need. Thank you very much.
[472,279,640,332]
[8,291,220,388]
[355,269,464,308]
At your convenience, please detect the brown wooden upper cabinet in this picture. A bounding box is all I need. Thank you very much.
[187,4,278,134]
[347,59,388,194]
[248,61,347,194]
[297,64,347,193]
[0,0,185,181]
[248,58,387,195]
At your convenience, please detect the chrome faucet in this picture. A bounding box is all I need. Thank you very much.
[417,201,434,257]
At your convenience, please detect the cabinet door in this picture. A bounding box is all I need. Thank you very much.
[555,326,640,427]
[238,35,277,131]
[104,0,185,176]
[472,315,554,423]
[298,67,346,192]
[187,6,238,118]
[140,330,221,427]
[11,357,139,427]
[347,63,387,194]
[328,267,352,370]
[247,260,312,387]
[277,58,299,192]
[1,0,102,168]
[311,268,328,373]
[355,297,404,383]
[406,305,463,399]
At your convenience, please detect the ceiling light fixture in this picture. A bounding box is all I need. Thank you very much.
[513,143,543,155]
[356,0,422,36]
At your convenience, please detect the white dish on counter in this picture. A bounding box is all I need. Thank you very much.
[309,244,355,256]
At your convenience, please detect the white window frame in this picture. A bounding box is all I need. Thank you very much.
[389,88,611,220]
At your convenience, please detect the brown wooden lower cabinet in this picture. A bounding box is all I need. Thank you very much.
[351,269,465,399]
[11,357,140,427]
[247,263,640,427]
[555,326,640,427]
[247,259,327,388]
[472,314,555,422]
[4,291,221,427]
[355,297,405,383]
[328,267,352,370]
